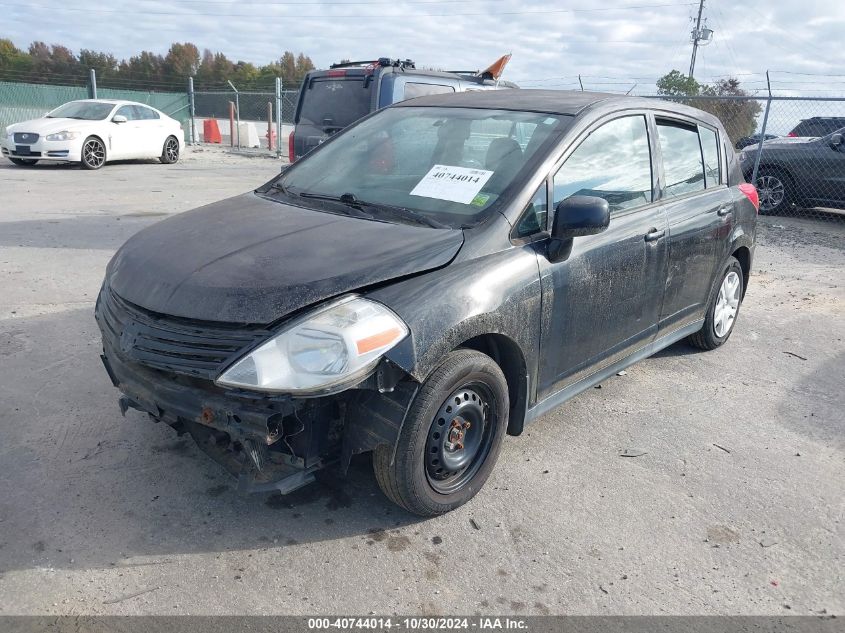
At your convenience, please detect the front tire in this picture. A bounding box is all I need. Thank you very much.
[373,349,509,516]
[688,256,744,351]
[9,158,38,167]
[160,136,180,164]
[81,136,106,170]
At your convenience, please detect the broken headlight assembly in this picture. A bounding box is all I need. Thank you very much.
[215,296,408,396]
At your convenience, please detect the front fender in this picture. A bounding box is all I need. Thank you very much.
[367,245,542,400]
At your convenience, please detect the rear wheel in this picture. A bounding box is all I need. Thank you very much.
[688,256,744,351]
[9,158,38,167]
[373,349,509,516]
[160,136,180,164]
[81,136,106,170]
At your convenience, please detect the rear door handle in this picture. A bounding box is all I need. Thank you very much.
[717,205,732,217]
[644,228,665,242]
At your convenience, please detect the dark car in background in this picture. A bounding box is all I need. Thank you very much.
[740,128,845,213]
[97,90,758,516]
[787,117,845,138]
[735,133,779,150]
[289,57,517,161]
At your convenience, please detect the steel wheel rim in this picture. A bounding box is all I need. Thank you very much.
[83,139,105,168]
[425,382,497,494]
[713,271,741,337]
[756,175,784,212]
[165,138,179,162]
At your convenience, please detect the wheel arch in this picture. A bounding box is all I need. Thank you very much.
[731,245,752,297]
[457,333,529,437]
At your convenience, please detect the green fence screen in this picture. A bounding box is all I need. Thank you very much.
[0,80,189,132]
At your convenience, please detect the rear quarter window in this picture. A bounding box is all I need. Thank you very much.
[402,83,455,100]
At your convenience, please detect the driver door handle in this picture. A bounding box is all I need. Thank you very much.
[717,205,732,217]
[644,227,665,242]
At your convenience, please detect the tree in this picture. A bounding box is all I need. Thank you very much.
[0,39,32,74]
[120,50,165,82]
[700,78,762,142]
[164,42,200,80]
[656,69,700,97]
[79,49,118,79]
[656,70,762,143]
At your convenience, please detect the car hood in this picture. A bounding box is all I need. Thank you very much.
[743,136,818,153]
[106,192,465,324]
[6,117,103,134]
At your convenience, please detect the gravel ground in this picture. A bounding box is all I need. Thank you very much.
[0,148,842,616]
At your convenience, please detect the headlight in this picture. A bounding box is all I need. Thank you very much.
[45,131,80,141]
[216,296,409,395]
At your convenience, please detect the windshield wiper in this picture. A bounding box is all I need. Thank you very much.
[357,201,449,229]
[296,191,448,229]
[297,192,375,220]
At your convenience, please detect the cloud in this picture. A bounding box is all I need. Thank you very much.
[6,0,845,95]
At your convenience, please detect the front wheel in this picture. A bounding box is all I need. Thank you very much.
[160,136,180,164]
[688,256,744,351]
[755,169,793,214]
[373,349,509,516]
[81,136,106,170]
[9,158,38,167]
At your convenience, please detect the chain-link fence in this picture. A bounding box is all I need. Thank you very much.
[191,85,298,156]
[649,95,845,219]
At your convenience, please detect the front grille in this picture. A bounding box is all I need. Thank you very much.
[14,133,39,144]
[97,288,272,380]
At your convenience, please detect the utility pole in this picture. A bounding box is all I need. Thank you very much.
[688,0,706,79]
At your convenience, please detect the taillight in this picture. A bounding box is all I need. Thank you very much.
[326,70,347,78]
[738,183,759,213]
[288,131,296,163]
[787,132,797,137]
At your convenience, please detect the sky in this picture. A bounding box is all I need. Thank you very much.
[4,0,845,99]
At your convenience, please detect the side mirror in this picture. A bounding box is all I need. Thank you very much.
[552,195,610,240]
[830,133,843,149]
[112,115,127,124]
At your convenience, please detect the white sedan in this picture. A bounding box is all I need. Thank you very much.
[2,99,184,170]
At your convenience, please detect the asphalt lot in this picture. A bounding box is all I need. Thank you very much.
[0,149,842,616]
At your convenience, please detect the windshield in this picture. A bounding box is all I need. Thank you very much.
[47,101,115,120]
[297,78,372,129]
[277,106,568,227]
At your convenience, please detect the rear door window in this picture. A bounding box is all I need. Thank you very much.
[298,78,372,129]
[553,115,653,214]
[657,120,706,198]
[403,83,455,100]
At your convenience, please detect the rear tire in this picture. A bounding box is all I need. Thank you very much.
[9,158,38,166]
[373,349,509,516]
[688,256,744,351]
[160,136,180,164]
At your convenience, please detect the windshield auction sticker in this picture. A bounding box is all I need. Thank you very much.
[410,165,494,204]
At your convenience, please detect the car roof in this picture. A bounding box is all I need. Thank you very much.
[71,99,158,108]
[393,88,724,125]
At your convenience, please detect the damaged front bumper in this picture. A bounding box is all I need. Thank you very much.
[95,287,418,495]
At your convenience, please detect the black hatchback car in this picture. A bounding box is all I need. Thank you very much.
[96,90,758,516]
